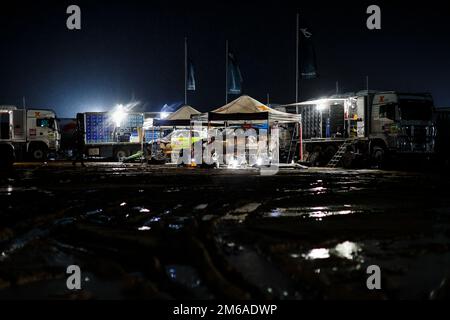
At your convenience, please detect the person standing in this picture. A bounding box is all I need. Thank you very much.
[72,124,86,167]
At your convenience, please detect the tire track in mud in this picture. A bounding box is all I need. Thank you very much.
[1,164,450,299]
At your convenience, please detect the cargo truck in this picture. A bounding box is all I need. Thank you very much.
[0,106,60,166]
[277,91,436,168]
[75,110,169,161]
[434,107,450,163]
[76,111,145,161]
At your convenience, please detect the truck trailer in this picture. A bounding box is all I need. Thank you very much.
[434,107,450,162]
[0,106,60,166]
[277,91,436,168]
[75,110,169,162]
[76,111,144,161]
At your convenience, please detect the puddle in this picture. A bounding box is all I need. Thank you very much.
[224,245,299,299]
[295,241,363,262]
[0,186,13,195]
[194,204,208,210]
[234,203,261,213]
[165,264,213,299]
[166,265,202,288]
[264,206,359,219]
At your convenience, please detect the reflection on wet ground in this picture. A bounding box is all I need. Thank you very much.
[0,162,450,299]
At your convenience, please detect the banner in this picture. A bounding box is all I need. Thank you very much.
[227,51,243,94]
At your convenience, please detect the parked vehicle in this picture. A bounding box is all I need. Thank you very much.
[277,91,436,168]
[147,129,206,163]
[434,107,450,162]
[76,111,145,161]
[74,109,172,161]
[0,106,60,166]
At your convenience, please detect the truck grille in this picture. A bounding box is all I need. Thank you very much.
[413,126,427,144]
[398,125,435,153]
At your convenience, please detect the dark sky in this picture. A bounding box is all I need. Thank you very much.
[1,0,449,117]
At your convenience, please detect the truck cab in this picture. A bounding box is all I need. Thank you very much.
[26,109,60,160]
[0,106,60,164]
[369,92,435,155]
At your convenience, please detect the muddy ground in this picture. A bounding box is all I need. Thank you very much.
[0,162,450,300]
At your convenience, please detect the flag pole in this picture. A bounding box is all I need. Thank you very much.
[225,40,229,104]
[295,13,299,103]
[184,37,188,105]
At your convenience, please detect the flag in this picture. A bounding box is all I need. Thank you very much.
[299,24,318,79]
[227,51,243,95]
[187,58,196,91]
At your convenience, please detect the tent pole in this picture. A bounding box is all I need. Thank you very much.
[267,118,270,163]
[299,121,303,162]
[295,13,300,103]
[225,40,229,104]
[184,37,188,105]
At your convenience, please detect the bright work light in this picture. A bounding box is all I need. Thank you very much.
[112,104,126,127]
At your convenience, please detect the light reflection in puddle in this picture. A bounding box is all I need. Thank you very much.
[85,209,103,216]
[306,186,327,193]
[294,241,362,261]
[302,248,330,260]
[334,241,361,260]
[309,210,352,218]
[0,186,39,196]
[265,206,356,219]
[284,186,328,194]
[165,265,202,288]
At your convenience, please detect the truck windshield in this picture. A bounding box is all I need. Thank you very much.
[399,99,433,121]
[37,118,56,130]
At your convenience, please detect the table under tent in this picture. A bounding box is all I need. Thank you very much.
[146,105,201,141]
[190,95,302,167]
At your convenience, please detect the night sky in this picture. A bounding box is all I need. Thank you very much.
[1,0,449,117]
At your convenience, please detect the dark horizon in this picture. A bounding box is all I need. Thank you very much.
[1,0,450,117]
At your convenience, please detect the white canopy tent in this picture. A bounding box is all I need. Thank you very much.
[153,105,201,127]
[190,95,303,164]
[166,105,200,121]
[191,95,301,124]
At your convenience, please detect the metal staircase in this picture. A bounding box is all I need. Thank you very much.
[286,124,299,163]
[327,140,352,168]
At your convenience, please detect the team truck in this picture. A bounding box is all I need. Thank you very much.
[434,107,450,163]
[0,106,60,166]
[276,91,436,168]
[74,110,170,162]
[76,111,145,161]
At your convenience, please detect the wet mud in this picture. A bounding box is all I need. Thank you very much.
[1,162,450,299]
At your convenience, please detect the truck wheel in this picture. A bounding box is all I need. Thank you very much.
[0,145,15,168]
[342,151,355,169]
[371,146,385,168]
[29,146,48,161]
[115,149,129,162]
[308,152,320,166]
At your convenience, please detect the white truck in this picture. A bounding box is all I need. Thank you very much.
[0,106,60,166]
[277,91,436,168]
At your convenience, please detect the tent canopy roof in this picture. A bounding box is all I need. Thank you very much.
[193,95,301,123]
[166,105,200,120]
[154,105,200,127]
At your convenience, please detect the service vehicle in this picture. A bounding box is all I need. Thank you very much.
[0,106,60,166]
[277,91,436,168]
